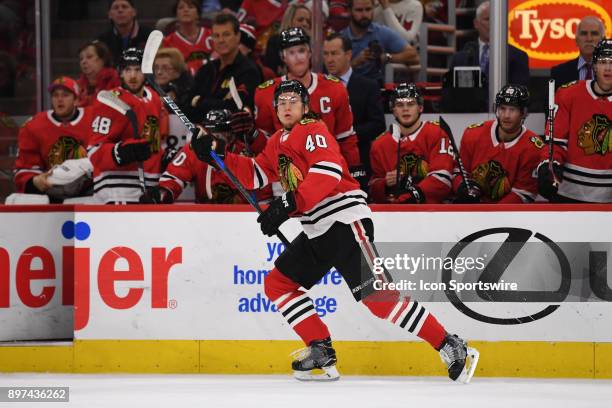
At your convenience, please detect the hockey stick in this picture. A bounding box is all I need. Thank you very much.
[97,90,146,194]
[142,30,291,247]
[394,124,402,197]
[142,30,196,133]
[547,79,559,188]
[439,116,478,198]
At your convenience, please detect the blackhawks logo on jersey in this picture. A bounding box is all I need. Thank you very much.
[472,160,510,201]
[278,154,303,192]
[399,153,428,183]
[187,51,209,62]
[142,115,161,153]
[47,136,87,167]
[577,114,612,156]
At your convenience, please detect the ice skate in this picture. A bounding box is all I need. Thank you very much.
[290,337,340,381]
[439,334,479,384]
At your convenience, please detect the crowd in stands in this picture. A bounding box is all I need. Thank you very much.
[3,0,612,205]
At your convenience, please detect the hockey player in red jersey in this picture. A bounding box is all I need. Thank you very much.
[88,48,168,204]
[191,79,478,383]
[369,83,454,203]
[254,28,362,173]
[147,109,269,203]
[453,84,541,204]
[538,38,612,203]
[14,76,93,199]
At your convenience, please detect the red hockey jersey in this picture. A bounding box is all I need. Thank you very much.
[162,28,213,76]
[88,86,167,203]
[369,121,454,203]
[237,0,293,41]
[454,120,541,203]
[225,118,371,238]
[254,73,360,167]
[14,108,92,192]
[541,80,612,202]
[159,134,271,203]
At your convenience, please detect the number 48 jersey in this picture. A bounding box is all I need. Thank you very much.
[87,86,167,203]
[224,119,371,238]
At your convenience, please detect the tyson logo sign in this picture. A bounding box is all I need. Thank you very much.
[508,0,612,68]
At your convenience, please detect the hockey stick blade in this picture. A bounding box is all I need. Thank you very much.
[142,30,164,75]
[97,90,129,115]
[96,90,146,194]
[228,77,243,110]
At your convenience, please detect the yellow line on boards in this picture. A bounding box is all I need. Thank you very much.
[0,340,609,378]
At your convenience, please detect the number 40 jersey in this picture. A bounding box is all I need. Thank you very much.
[224,118,371,238]
[254,73,361,167]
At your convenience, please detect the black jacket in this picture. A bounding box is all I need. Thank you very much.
[551,58,580,89]
[346,73,386,168]
[97,22,153,65]
[447,41,530,86]
[187,52,262,123]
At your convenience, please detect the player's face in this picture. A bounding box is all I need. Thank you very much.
[153,57,178,86]
[51,88,77,119]
[108,0,136,26]
[392,98,422,129]
[276,92,307,129]
[350,0,374,29]
[594,57,612,92]
[291,8,312,33]
[496,105,524,134]
[323,38,352,77]
[213,22,240,57]
[79,46,104,79]
[176,0,198,23]
[575,19,603,59]
[282,45,311,78]
[121,65,145,94]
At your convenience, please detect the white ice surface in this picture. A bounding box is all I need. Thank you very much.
[0,374,611,408]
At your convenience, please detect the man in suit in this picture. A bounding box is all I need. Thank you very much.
[443,1,530,112]
[323,32,386,183]
[550,16,605,89]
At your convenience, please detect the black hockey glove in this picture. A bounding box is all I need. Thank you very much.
[455,179,482,204]
[190,127,226,167]
[396,176,425,204]
[349,164,368,191]
[230,110,254,135]
[160,145,180,173]
[257,192,297,237]
[112,140,151,165]
[139,186,173,204]
[537,161,563,201]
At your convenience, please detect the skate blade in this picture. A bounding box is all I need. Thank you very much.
[293,365,340,382]
[456,347,479,384]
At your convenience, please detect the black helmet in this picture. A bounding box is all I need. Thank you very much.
[273,80,310,108]
[119,47,143,70]
[279,27,310,51]
[203,109,232,133]
[593,38,612,64]
[389,83,423,109]
[494,84,530,110]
